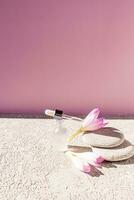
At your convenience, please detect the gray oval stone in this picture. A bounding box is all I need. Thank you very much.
[92,140,134,161]
[82,127,124,148]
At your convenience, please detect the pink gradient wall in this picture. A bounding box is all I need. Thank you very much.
[0,0,134,116]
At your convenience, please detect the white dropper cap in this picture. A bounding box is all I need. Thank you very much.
[45,109,55,117]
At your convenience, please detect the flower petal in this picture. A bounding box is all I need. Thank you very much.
[66,151,91,173]
[75,152,104,167]
[82,108,100,128]
[72,155,91,173]
[95,156,104,164]
[82,164,91,173]
[84,117,105,131]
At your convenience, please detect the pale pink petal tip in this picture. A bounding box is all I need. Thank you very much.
[90,108,100,118]
[95,156,105,164]
[82,165,91,173]
[94,108,100,113]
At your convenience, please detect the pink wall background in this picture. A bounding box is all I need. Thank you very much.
[0,0,134,116]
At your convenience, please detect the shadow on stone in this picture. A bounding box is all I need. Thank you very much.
[114,155,134,165]
[84,127,124,139]
[102,161,117,168]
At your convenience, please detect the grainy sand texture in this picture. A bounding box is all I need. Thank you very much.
[0,118,134,200]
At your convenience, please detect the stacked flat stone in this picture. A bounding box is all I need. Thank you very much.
[68,127,134,161]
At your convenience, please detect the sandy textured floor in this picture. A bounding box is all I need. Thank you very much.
[0,118,134,200]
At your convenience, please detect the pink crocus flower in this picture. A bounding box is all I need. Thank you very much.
[76,152,104,167]
[68,108,107,142]
[66,151,91,173]
[66,151,104,173]
[82,108,106,131]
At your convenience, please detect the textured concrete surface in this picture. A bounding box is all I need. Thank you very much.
[0,118,134,200]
